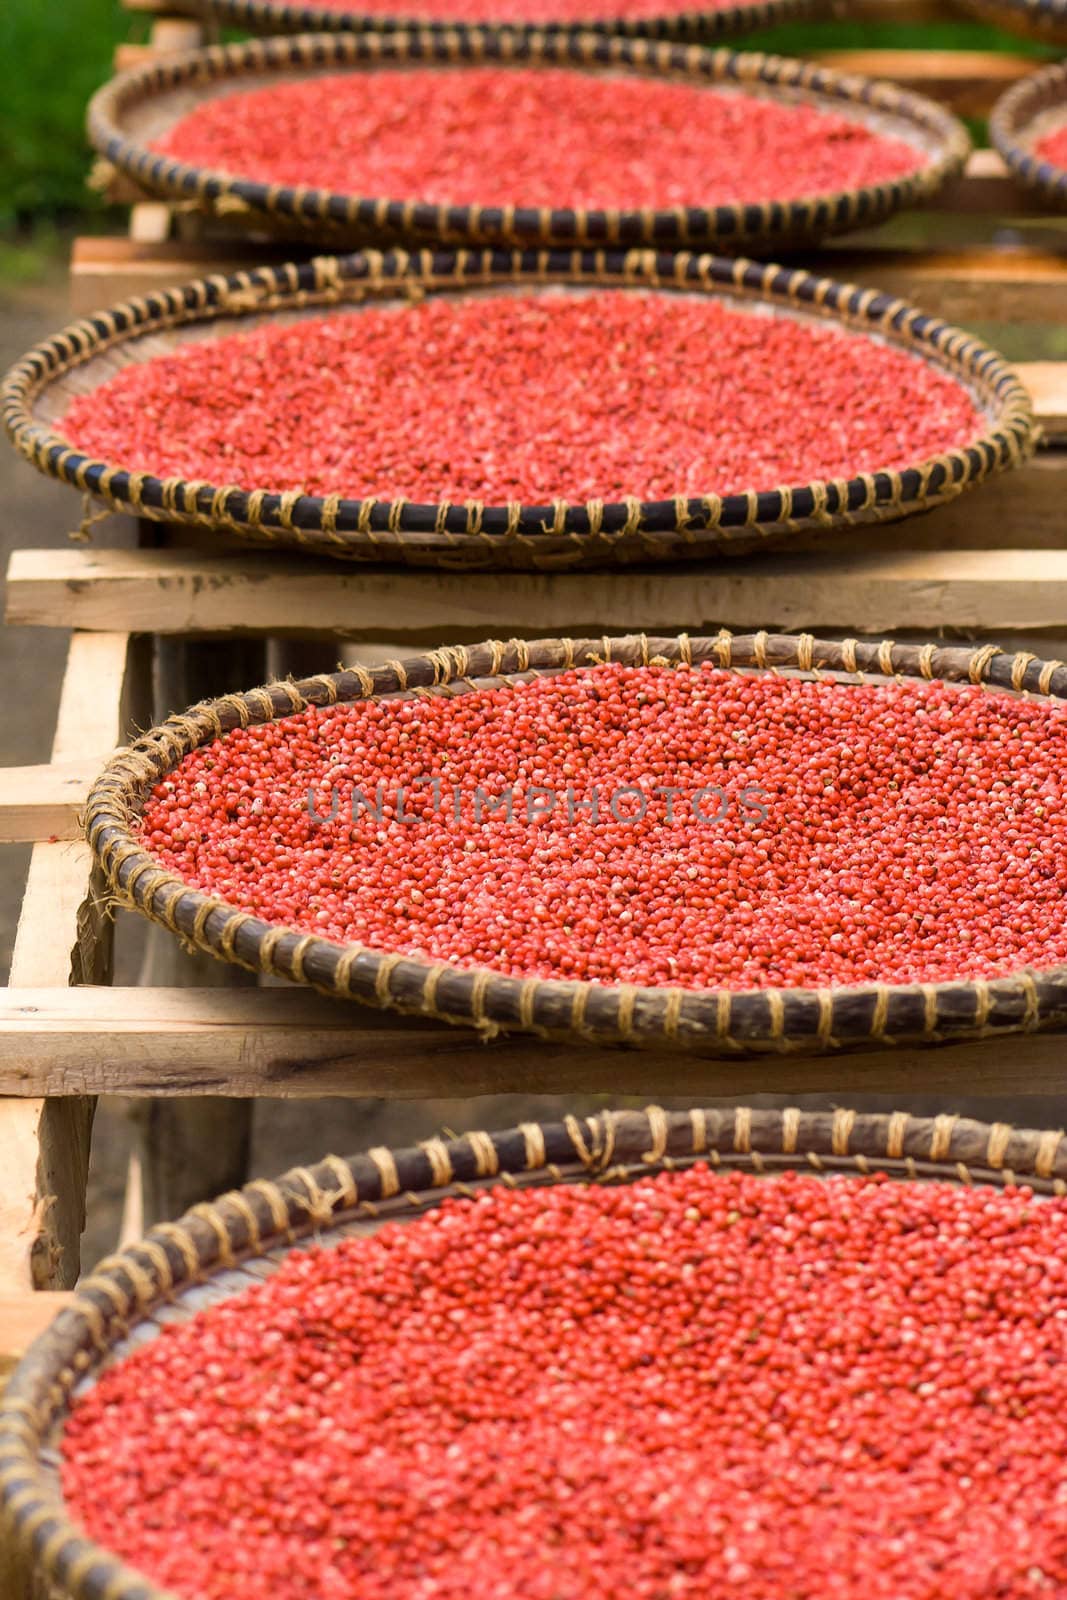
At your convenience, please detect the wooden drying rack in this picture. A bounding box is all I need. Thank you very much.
[4,0,1067,1446]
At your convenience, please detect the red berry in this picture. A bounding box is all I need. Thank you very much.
[151,68,929,212]
[138,663,1067,991]
[60,293,982,506]
[60,1167,1067,1600]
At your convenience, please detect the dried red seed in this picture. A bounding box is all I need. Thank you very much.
[152,69,928,211]
[59,293,982,504]
[1032,121,1067,170]
[138,663,1067,990]
[61,1167,1067,1600]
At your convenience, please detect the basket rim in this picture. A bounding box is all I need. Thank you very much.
[3,1104,1067,1600]
[183,0,818,38]
[84,28,972,250]
[990,58,1067,206]
[84,629,1067,1055]
[1,246,1036,559]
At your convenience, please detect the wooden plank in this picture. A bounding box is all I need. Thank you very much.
[0,1293,72,1380]
[2,986,1067,1098]
[69,233,1067,325]
[809,49,1035,117]
[0,760,106,846]
[1021,362,1067,439]
[12,544,1067,638]
[0,636,137,1297]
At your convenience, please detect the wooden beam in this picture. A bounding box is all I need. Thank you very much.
[69,232,1067,323]
[0,635,137,1297]
[809,49,1035,117]
[12,545,1067,638]
[1,986,1066,1098]
[0,760,107,845]
[0,1293,73,1381]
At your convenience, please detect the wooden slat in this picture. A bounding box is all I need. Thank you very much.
[0,761,107,845]
[0,635,136,1298]
[68,234,1067,326]
[809,49,1035,117]
[3,986,1067,1098]
[11,545,1067,637]
[0,1293,72,1380]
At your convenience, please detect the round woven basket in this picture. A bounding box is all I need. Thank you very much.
[990,60,1067,208]
[170,0,819,40]
[85,630,1067,1057]
[2,249,1034,571]
[86,30,971,251]
[3,1104,1067,1600]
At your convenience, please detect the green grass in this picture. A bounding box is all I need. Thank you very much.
[0,0,130,228]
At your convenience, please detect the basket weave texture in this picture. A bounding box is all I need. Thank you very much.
[85,629,1067,1057]
[175,0,820,40]
[85,30,972,251]
[2,249,1035,570]
[991,61,1067,207]
[2,1105,1067,1600]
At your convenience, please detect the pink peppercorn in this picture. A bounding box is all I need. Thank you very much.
[61,1166,1067,1600]
[59,293,982,505]
[153,69,928,212]
[139,663,1067,991]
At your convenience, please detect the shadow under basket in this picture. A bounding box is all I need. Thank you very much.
[171,0,821,42]
[1,249,1035,570]
[84,630,1067,1058]
[3,1106,1067,1600]
[991,60,1067,211]
[85,30,970,252]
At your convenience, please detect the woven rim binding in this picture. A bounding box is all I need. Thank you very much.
[990,60,1067,207]
[1,248,1035,569]
[86,29,972,250]
[85,631,1067,1056]
[3,1105,1067,1600]
[173,0,819,42]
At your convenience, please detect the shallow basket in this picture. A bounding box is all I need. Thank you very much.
[990,61,1067,208]
[4,1104,1067,1600]
[86,30,971,252]
[171,0,819,40]
[1,249,1034,571]
[85,630,1067,1057]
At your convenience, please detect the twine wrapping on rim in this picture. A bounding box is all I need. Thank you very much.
[177,0,822,41]
[84,29,972,252]
[82,630,1067,1058]
[3,1106,1067,1600]
[991,60,1067,208]
[1,247,1036,571]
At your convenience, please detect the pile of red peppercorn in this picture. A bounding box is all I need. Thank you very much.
[1034,120,1067,169]
[60,293,981,505]
[62,1165,1067,1599]
[139,662,1067,990]
[153,69,927,210]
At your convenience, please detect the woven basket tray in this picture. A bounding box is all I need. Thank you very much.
[2,249,1034,571]
[86,30,971,251]
[3,1104,1067,1600]
[991,61,1067,207]
[85,630,1067,1057]
[172,0,817,41]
